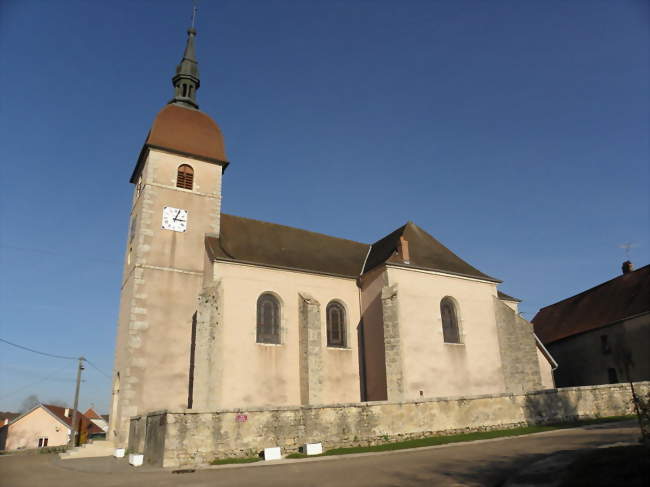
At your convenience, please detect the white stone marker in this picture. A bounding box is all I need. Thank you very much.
[263,447,282,461]
[129,453,144,467]
[303,443,323,455]
[114,448,125,458]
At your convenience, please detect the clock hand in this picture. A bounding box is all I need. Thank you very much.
[173,210,181,222]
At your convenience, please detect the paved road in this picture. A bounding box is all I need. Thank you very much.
[0,421,640,487]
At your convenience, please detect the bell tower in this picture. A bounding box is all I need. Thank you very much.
[109,20,229,446]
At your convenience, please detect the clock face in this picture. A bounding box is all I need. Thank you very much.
[162,206,188,232]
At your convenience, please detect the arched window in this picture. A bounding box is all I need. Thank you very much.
[326,301,347,347]
[176,164,194,190]
[440,297,461,343]
[257,293,280,344]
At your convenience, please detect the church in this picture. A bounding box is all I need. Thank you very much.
[108,25,556,447]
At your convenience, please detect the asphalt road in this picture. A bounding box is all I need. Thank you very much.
[0,421,640,487]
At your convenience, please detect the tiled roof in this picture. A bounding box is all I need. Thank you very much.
[43,405,104,435]
[532,264,650,344]
[498,290,521,302]
[0,412,19,422]
[206,215,499,284]
[364,221,499,282]
[83,407,101,420]
[206,214,369,278]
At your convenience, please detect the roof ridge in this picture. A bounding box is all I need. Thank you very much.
[369,222,407,246]
[221,213,370,247]
[535,264,650,313]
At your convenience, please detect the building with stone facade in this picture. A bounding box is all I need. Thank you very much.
[533,262,650,388]
[109,25,556,447]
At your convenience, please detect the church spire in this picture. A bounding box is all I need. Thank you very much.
[170,7,200,109]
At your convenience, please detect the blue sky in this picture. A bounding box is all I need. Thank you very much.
[0,0,647,413]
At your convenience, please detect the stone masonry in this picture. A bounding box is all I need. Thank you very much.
[110,149,223,446]
[192,280,223,410]
[131,381,649,467]
[298,293,323,405]
[381,284,404,400]
[494,298,543,393]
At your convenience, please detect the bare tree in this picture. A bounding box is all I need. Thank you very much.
[47,399,68,408]
[19,394,40,413]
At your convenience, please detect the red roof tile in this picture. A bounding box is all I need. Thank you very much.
[43,405,104,435]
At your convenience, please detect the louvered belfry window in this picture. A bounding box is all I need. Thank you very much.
[176,164,194,190]
[440,297,461,343]
[257,293,280,344]
[327,301,346,347]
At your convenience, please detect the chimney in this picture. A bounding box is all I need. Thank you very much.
[64,408,70,417]
[398,236,410,264]
[622,261,633,274]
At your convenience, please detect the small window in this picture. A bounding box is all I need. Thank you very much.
[608,368,618,384]
[257,293,280,344]
[176,164,194,190]
[326,301,347,347]
[440,297,461,343]
[38,437,48,447]
[600,335,611,354]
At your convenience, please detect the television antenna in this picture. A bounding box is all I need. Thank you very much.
[618,242,637,259]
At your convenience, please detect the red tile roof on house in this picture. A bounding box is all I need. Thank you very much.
[0,412,19,423]
[532,264,650,344]
[43,405,104,435]
[83,407,101,420]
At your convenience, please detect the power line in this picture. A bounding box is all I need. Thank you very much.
[0,364,73,401]
[0,338,77,361]
[84,358,112,380]
[0,337,111,385]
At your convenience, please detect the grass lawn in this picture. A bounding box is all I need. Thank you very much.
[559,445,649,487]
[210,456,263,465]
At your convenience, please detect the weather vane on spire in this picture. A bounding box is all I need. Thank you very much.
[191,1,198,29]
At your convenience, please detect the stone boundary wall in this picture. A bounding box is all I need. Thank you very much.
[131,381,649,468]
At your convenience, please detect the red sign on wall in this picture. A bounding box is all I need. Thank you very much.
[235,414,248,423]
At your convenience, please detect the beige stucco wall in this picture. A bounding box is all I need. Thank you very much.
[385,266,506,399]
[109,148,223,446]
[359,266,389,401]
[203,261,362,408]
[6,407,69,450]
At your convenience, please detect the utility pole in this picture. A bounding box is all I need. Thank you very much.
[69,356,85,447]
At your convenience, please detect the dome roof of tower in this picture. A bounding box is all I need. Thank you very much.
[130,104,228,183]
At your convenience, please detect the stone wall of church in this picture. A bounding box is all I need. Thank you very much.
[494,297,544,393]
[109,148,223,446]
[131,381,649,467]
[537,347,556,389]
